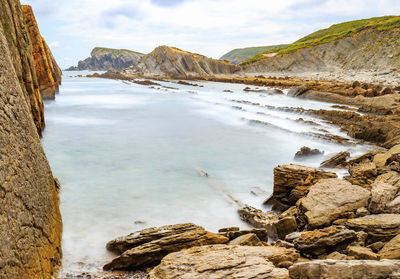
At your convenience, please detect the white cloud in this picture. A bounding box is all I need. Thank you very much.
[49,41,60,48]
[21,0,400,67]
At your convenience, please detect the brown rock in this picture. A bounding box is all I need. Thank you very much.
[229,233,263,246]
[324,251,348,260]
[379,234,400,259]
[294,146,324,160]
[275,217,298,240]
[289,259,400,279]
[347,162,378,188]
[106,223,203,254]
[344,214,400,242]
[367,241,385,253]
[298,178,370,228]
[292,226,357,256]
[149,245,290,279]
[238,206,278,239]
[320,151,350,168]
[103,228,228,270]
[346,246,380,260]
[369,172,400,214]
[219,228,268,242]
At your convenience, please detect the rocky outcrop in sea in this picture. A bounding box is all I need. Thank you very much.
[0,1,62,278]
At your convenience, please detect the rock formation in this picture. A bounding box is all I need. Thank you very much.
[22,5,62,100]
[0,1,62,279]
[122,45,239,78]
[0,1,62,278]
[66,47,144,71]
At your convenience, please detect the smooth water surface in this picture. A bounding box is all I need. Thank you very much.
[41,72,372,275]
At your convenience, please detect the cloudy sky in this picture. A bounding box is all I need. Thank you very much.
[21,0,400,69]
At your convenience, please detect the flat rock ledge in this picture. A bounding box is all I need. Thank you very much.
[149,245,290,279]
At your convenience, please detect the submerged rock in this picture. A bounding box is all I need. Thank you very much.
[149,245,292,279]
[294,146,324,161]
[103,226,228,270]
[298,178,370,228]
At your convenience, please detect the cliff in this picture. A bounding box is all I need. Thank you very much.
[220,45,288,64]
[122,45,239,78]
[0,1,62,279]
[242,16,400,74]
[22,5,62,100]
[67,47,144,71]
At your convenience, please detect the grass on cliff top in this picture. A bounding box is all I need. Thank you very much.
[220,45,289,64]
[91,47,144,56]
[241,15,400,65]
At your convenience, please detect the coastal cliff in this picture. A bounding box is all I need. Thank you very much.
[122,45,239,78]
[0,1,62,279]
[22,5,62,100]
[67,47,144,71]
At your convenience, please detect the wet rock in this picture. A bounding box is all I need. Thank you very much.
[320,151,350,168]
[294,146,324,161]
[346,246,380,260]
[103,226,228,270]
[344,214,400,242]
[229,233,263,246]
[106,223,203,254]
[298,178,370,228]
[369,172,400,214]
[149,245,290,279]
[289,259,400,279]
[292,226,357,256]
[379,234,400,259]
[270,165,337,209]
[288,86,309,97]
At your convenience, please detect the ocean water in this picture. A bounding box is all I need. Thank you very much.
[41,72,372,275]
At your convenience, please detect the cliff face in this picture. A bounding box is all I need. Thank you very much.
[22,5,62,100]
[67,47,144,71]
[0,1,62,279]
[123,45,239,78]
[242,28,400,74]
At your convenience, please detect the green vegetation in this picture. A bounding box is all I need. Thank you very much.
[241,15,400,65]
[91,47,144,56]
[220,45,288,64]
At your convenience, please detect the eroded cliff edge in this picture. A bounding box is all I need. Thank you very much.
[0,1,62,279]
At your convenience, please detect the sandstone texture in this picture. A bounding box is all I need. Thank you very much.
[103,225,228,270]
[379,234,400,260]
[67,47,144,71]
[0,4,62,278]
[298,178,370,228]
[149,245,290,279]
[22,5,62,100]
[289,259,400,279]
[122,45,238,78]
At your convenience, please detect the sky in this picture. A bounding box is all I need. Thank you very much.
[21,0,400,69]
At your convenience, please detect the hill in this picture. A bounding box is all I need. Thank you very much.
[220,45,288,64]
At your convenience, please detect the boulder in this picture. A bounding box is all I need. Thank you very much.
[289,259,400,279]
[347,162,378,188]
[106,223,203,254]
[288,86,309,97]
[238,206,278,239]
[344,214,400,242]
[298,178,370,228]
[103,227,228,270]
[369,172,400,214]
[271,165,337,209]
[218,228,268,242]
[379,234,400,259]
[229,233,263,246]
[149,245,290,279]
[292,226,357,256]
[374,145,400,167]
[275,217,298,240]
[294,146,324,160]
[346,246,380,260]
[320,152,350,168]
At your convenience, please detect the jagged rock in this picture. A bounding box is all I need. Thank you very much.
[369,172,400,214]
[149,245,290,279]
[270,164,337,209]
[320,151,350,168]
[106,223,202,254]
[347,162,378,188]
[218,228,268,242]
[238,206,278,239]
[289,259,400,279]
[346,246,380,260]
[292,226,357,256]
[276,217,298,240]
[374,145,400,167]
[348,150,381,165]
[297,178,370,228]
[103,227,228,270]
[344,214,400,242]
[294,146,324,160]
[324,251,348,260]
[272,240,295,249]
[229,233,263,246]
[368,242,385,253]
[379,234,400,259]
